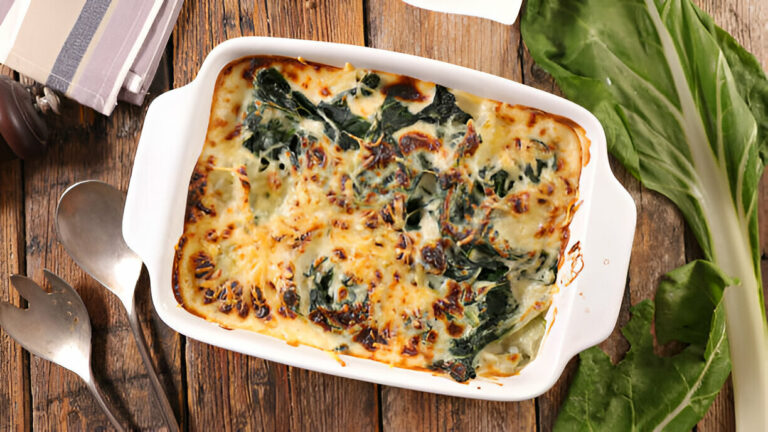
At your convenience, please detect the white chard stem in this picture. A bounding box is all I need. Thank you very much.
[645,1,768,429]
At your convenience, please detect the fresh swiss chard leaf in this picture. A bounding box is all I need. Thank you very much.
[655,260,736,346]
[711,25,768,165]
[555,261,731,431]
[523,0,768,427]
[523,0,767,268]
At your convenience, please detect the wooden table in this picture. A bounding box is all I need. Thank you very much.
[1,1,765,430]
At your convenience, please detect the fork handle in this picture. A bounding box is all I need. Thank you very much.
[127,301,180,432]
[85,370,126,432]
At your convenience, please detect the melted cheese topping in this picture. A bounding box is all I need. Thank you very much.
[173,56,588,382]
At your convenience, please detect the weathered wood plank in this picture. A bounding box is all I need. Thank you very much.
[382,388,535,432]
[265,0,365,43]
[173,2,284,430]
[695,1,767,430]
[173,1,290,431]
[287,367,379,432]
[516,36,655,430]
[2,0,759,430]
[174,1,377,430]
[259,5,378,430]
[367,0,522,81]
[23,82,182,429]
[366,2,535,430]
[0,155,29,430]
[523,0,767,430]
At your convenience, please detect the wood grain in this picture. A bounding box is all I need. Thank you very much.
[172,5,285,429]
[695,1,768,430]
[382,388,535,432]
[367,0,522,81]
[366,2,535,430]
[515,36,643,432]
[173,1,378,430]
[0,155,28,432]
[0,54,28,432]
[22,86,182,430]
[519,0,767,430]
[287,367,378,432]
[0,0,763,430]
[265,0,365,43]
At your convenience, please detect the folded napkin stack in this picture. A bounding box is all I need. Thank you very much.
[0,0,183,115]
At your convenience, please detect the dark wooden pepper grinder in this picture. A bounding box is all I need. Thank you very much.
[0,75,60,161]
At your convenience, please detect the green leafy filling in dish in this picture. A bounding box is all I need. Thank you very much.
[173,56,587,382]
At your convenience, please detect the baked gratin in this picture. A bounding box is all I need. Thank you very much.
[173,56,588,382]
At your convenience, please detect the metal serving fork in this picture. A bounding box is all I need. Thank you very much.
[0,270,125,432]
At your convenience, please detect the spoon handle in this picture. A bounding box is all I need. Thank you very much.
[85,369,126,432]
[127,303,181,432]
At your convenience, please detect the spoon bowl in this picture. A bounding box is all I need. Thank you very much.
[56,180,179,432]
[56,181,142,307]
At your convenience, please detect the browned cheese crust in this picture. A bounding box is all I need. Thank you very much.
[173,56,588,381]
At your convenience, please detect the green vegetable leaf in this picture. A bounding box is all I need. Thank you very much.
[318,98,371,150]
[522,0,768,427]
[255,68,321,120]
[419,85,472,125]
[555,261,731,431]
[437,280,520,381]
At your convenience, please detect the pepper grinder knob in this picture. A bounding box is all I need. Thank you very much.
[0,76,57,161]
[37,86,61,115]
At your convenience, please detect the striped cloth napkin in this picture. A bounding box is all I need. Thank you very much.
[0,0,183,115]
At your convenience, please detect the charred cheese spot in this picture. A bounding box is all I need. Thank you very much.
[398,131,441,154]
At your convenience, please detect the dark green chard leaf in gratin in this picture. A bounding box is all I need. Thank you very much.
[435,280,521,381]
[419,85,472,126]
[318,98,371,150]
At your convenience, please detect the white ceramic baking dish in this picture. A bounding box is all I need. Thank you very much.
[403,0,522,25]
[123,37,636,401]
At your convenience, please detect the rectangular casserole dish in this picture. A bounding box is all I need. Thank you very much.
[123,37,636,401]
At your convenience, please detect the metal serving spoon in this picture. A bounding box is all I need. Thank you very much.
[56,180,179,432]
[0,271,125,431]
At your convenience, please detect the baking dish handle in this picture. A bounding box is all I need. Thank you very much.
[123,85,200,273]
[563,158,636,358]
